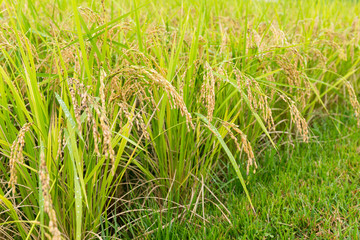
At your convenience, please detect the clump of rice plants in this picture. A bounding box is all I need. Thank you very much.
[0,0,359,239]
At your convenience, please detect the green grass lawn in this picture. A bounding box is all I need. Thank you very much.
[137,112,360,239]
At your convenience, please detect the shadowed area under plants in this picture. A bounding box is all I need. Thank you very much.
[0,0,359,239]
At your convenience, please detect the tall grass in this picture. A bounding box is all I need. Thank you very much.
[0,0,359,238]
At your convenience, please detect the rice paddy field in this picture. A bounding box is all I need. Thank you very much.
[0,0,359,239]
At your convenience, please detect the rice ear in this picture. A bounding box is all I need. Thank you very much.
[280,94,309,142]
[345,81,360,127]
[223,121,257,175]
[9,123,32,194]
[39,148,62,240]
[203,62,216,123]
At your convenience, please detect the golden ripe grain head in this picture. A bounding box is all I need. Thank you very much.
[234,69,274,130]
[9,123,32,194]
[345,81,360,127]
[39,149,62,240]
[270,23,288,46]
[223,122,257,175]
[280,94,309,142]
[68,78,82,132]
[129,66,195,130]
[202,62,216,123]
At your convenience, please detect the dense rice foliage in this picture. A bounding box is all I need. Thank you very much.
[0,0,359,239]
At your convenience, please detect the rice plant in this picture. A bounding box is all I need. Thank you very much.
[0,0,359,239]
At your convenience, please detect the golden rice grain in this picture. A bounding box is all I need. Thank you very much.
[270,23,288,46]
[55,129,63,162]
[280,94,309,142]
[39,149,62,240]
[9,123,32,194]
[345,81,360,127]
[129,66,195,130]
[223,122,257,175]
[68,78,82,132]
[234,69,274,130]
[203,62,216,123]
